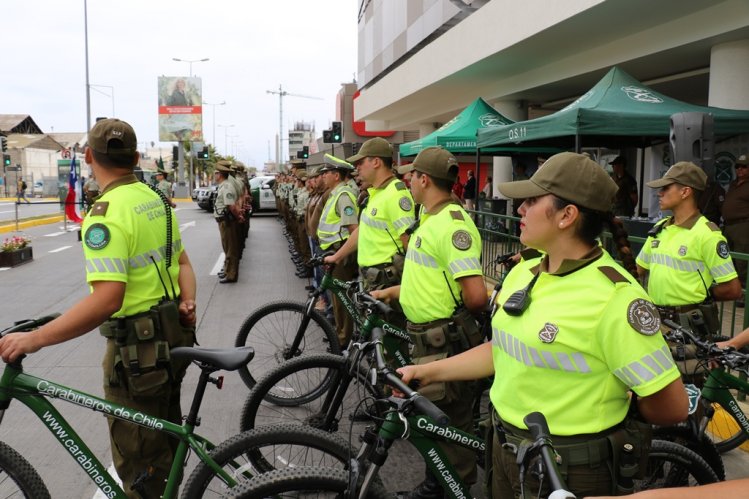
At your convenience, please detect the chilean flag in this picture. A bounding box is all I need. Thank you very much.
[65,153,83,223]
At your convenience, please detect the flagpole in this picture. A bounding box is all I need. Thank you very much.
[83,0,91,217]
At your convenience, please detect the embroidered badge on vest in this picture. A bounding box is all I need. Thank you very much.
[678,245,687,256]
[415,236,422,248]
[344,206,355,216]
[452,230,472,250]
[651,240,660,248]
[450,210,464,221]
[84,223,111,250]
[371,208,377,216]
[399,197,412,211]
[717,241,730,259]
[627,299,660,336]
[538,323,559,343]
[90,201,109,217]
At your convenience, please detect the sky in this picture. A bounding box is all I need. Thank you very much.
[1,0,358,169]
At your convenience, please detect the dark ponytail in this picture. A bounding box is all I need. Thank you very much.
[605,213,638,278]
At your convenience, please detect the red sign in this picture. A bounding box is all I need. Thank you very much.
[351,90,396,137]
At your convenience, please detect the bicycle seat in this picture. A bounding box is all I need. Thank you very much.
[171,346,254,371]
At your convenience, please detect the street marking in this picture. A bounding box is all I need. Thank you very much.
[49,246,72,253]
[180,221,196,231]
[0,210,15,214]
[0,267,9,272]
[45,231,67,237]
[92,463,122,499]
[211,253,225,275]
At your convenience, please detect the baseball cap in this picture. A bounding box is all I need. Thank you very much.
[397,146,458,182]
[347,137,393,163]
[498,152,617,212]
[87,118,137,155]
[735,154,749,166]
[609,155,626,165]
[319,154,354,173]
[646,162,707,191]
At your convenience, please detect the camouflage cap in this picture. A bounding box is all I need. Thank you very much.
[346,137,393,163]
[498,152,618,212]
[646,161,707,191]
[397,146,458,182]
[87,118,137,155]
[319,154,354,173]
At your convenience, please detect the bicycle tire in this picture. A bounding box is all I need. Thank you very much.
[234,300,340,391]
[240,353,383,435]
[0,440,51,498]
[634,439,719,491]
[225,466,391,499]
[707,400,749,453]
[181,424,358,499]
[653,426,725,480]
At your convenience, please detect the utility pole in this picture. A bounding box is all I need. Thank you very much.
[266,85,322,170]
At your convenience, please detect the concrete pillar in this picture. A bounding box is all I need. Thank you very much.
[418,122,438,138]
[487,101,524,211]
[708,40,749,110]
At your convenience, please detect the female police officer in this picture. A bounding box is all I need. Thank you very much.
[397,152,688,498]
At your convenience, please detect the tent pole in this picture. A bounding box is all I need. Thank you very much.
[474,147,481,222]
[575,134,580,153]
[637,147,646,218]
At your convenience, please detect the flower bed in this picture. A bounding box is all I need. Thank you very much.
[0,235,33,268]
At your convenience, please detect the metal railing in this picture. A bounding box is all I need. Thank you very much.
[472,209,748,336]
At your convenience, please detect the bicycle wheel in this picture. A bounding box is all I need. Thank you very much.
[634,439,719,491]
[181,424,355,499]
[226,467,390,499]
[707,400,749,453]
[240,353,383,436]
[235,300,340,390]
[653,426,725,480]
[0,441,51,498]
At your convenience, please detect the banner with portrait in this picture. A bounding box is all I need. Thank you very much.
[158,76,203,142]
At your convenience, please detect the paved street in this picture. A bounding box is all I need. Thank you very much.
[0,198,66,224]
[0,201,747,497]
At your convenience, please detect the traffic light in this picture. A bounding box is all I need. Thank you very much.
[331,121,342,143]
[3,154,10,167]
[296,146,309,159]
[323,130,333,143]
[197,146,209,159]
[0,136,7,153]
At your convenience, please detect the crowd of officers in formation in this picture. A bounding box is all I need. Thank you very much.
[268,136,749,498]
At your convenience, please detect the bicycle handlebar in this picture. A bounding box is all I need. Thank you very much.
[357,293,393,317]
[370,327,450,426]
[523,412,576,499]
[663,319,749,371]
[1,314,60,336]
[308,251,336,268]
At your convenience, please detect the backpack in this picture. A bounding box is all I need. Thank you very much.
[21,181,27,190]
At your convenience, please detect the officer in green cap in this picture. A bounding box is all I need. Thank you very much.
[396,152,688,498]
[317,154,359,346]
[155,169,176,208]
[0,118,197,498]
[637,161,740,336]
[372,146,485,497]
[214,160,243,283]
[325,137,415,297]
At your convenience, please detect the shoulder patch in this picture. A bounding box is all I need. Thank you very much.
[84,223,111,250]
[449,210,465,221]
[598,266,629,284]
[717,240,730,259]
[395,181,407,191]
[399,196,413,211]
[627,299,661,336]
[90,201,109,217]
[706,221,721,232]
[452,230,472,250]
[343,206,355,216]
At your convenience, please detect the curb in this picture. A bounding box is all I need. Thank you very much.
[0,215,68,234]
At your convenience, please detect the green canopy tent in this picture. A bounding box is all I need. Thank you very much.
[400,97,515,157]
[476,66,749,151]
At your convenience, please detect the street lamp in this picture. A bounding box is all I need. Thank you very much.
[89,84,115,118]
[218,124,235,154]
[172,57,210,77]
[202,100,226,147]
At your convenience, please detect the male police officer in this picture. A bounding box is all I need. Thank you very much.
[155,169,176,208]
[325,137,415,293]
[214,161,243,283]
[317,154,359,346]
[637,162,741,336]
[0,118,196,498]
[372,146,485,498]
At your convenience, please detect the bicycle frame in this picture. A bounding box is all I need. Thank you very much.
[0,364,238,499]
[701,367,749,439]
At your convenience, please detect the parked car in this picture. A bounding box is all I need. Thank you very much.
[249,176,276,212]
[195,185,217,211]
[33,181,44,197]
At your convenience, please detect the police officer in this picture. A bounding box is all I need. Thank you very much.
[637,162,741,336]
[155,169,176,208]
[325,137,415,294]
[214,161,242,283]
[721,154,749,304]
[317,154,359,346]
[398,152,688,498]
[372,146,486,498]
[83,173,100,209]
[0,118,197,498]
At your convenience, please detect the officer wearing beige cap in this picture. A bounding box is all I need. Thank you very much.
[397,152,687,498]
[0,118,197,498]
[721,154,749,302]
[637,161,741,332]
[373,146,485,498]
[214,160,243,283]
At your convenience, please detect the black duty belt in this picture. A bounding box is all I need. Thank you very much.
[360,261,392,272]
[724,218,749,226]
[656,304,699,320]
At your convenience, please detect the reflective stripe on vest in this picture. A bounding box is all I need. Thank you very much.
[317,184,357,249]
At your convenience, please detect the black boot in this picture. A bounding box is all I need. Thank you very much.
[401,470,444,499]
